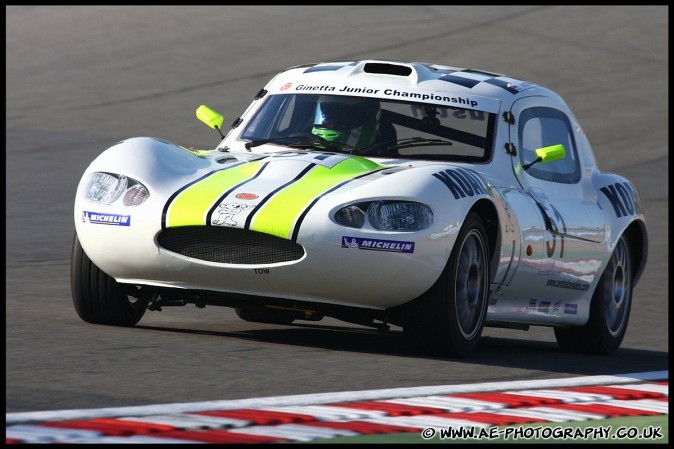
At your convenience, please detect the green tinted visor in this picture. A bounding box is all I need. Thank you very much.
[312,127,347,142]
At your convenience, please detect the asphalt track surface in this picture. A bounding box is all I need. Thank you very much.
[6,6,668,414]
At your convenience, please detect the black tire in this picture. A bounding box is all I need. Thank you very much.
[404,212,490,357]
[554,233,632,354]
[71,232,146,326]
[235,306,297,325]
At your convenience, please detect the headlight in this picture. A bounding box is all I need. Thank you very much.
[83,172,150,206]
[123,183,151,206]
[334,204,367,228]
[335,201,433,231]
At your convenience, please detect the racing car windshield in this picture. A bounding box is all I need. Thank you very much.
[239,94,496,161]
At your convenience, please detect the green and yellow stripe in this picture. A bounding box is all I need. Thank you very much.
[164,156,383,240]
[164,161,265,228]
[249,157,381,239]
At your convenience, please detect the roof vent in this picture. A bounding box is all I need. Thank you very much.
[363,62,412,77]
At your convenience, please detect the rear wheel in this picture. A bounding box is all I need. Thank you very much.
[554,233,632,354]
[404,212,490,357]
[71,233,146,326]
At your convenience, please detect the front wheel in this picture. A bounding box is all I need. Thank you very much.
[404,212,490,357]
[554,233,633,354]
[71,233,146,326]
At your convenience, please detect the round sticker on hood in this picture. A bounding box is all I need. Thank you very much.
[236,193,259,200]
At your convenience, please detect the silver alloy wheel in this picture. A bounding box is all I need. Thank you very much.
[604,235,631,337]
[454,229,488,339]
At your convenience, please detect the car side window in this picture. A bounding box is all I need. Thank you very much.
[518,107,580,184]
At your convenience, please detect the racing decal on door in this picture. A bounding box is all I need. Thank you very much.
[432,167,489,199]
[546,279,590,291]
[528,189,568,261]
[527,299,569,315]
[599,181,642,218]
[564,303,578,315]
[163,154,386,240]
[542,202,567,259]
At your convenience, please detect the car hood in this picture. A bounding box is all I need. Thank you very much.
[162,152,397,238]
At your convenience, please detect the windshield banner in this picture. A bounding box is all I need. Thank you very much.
[269,81,500,114]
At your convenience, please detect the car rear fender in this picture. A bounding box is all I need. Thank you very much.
[592,171,648,286]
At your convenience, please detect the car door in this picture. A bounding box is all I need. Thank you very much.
[503,96,606,320]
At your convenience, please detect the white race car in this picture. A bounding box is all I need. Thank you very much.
[72,60,648,357]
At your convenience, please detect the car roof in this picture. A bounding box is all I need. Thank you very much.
[266,59,555,114]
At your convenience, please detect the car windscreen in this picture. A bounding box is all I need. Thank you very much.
[239,94,496,162]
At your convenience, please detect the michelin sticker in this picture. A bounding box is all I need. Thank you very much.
[82,211,130,226]
[342,236,415,253]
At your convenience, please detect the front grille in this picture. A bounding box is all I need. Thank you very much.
[157,226,305,264]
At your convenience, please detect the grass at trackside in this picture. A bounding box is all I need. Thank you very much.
[301,415,668,444]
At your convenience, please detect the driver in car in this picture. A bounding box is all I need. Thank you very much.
[310,96,396,153]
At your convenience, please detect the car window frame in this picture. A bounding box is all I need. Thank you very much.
[517,106,581,184]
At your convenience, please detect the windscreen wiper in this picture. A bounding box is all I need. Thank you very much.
[245,135,352,151]
[354,136,453,155]
[386,137,453,150]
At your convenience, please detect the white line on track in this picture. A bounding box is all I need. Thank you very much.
[6,370,667,424]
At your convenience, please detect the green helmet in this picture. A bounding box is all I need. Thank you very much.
[311,96,380,147]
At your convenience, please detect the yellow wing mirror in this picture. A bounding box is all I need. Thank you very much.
[535,144,565,163]
[196,105,225,139]
[523,144,565,170]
